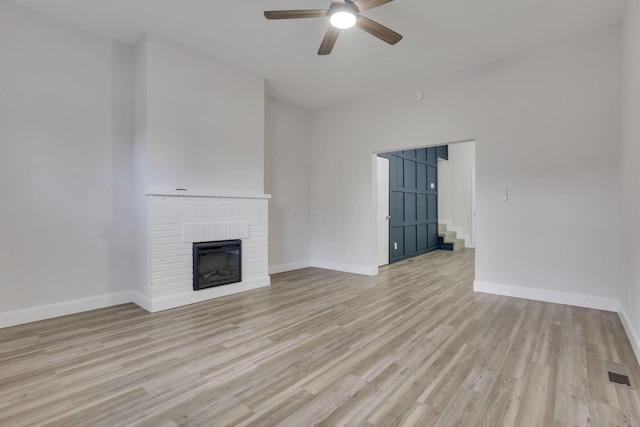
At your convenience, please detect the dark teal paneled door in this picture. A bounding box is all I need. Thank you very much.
[379,148,440,263]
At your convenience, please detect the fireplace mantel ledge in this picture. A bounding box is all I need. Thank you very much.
[146,189,271,200]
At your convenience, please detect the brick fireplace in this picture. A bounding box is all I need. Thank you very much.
[134,193,270,312]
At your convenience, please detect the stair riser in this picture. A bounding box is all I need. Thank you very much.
[438,223,465,251]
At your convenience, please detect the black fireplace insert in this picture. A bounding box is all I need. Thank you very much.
[193,240,241,291]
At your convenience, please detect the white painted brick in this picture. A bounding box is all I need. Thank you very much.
[149,232,165,240]
[173,261,190,269]
[163,231,182,238]
[162,218,184,225]
[166,272,189,281]
[173,274,192,283]
[214,223,227,239]
[151,237,174,245]
[162,243,189,251]
[162,256,187,264]
[150,224,174,232]
[152,263,181,273]
[147,195,269,300]
[154,276,181,286]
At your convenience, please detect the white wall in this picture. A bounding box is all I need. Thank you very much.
[130,33,267,303]
[438,141,476,246]
[142,33,265,195]
[0,1,134,314]
[264,96,312,273]
[620,0,640,361]
[132,35,149,298]
[311,27,621,307]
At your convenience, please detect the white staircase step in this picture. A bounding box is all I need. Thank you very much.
[452,239,465,251]
[438,222,465,251]
[439,231,457,241]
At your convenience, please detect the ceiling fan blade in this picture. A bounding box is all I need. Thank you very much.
[354,0,393,12]
[318,26,341,55]
[356,15,402,45]
[264,10,328,20]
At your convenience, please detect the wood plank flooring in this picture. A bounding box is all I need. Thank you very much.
[1,249,639,426]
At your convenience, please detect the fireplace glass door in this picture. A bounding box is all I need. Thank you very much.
[193,240,241,290]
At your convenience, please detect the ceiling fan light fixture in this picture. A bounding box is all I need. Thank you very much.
[264,0,402,55]
[330,10,356,29]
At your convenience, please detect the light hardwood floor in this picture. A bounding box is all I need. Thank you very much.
[1,249,639,426]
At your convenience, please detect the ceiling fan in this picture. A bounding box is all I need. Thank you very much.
[264,0,402,55]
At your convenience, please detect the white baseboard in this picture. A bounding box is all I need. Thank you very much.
[144,276,271,313]
[439,219,475,248]
[309,260,378,276]
[0,277,273,328]
[130,290,152,312]
[473,280,619,312]
[0,291,133,329]
[269,260,313,275]
[618,305,640,367]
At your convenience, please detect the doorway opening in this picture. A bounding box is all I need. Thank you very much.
[374,140,476,266]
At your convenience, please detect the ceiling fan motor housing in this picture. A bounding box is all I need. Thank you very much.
[329,1,359,17]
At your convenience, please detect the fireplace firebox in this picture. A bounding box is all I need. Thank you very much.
[193,240,241,291]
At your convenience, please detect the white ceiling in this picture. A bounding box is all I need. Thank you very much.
[10,0,628,109]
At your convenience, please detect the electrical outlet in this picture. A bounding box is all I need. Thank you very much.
[394,242,398,250]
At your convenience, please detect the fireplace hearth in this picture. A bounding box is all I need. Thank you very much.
[193,240,241,290]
